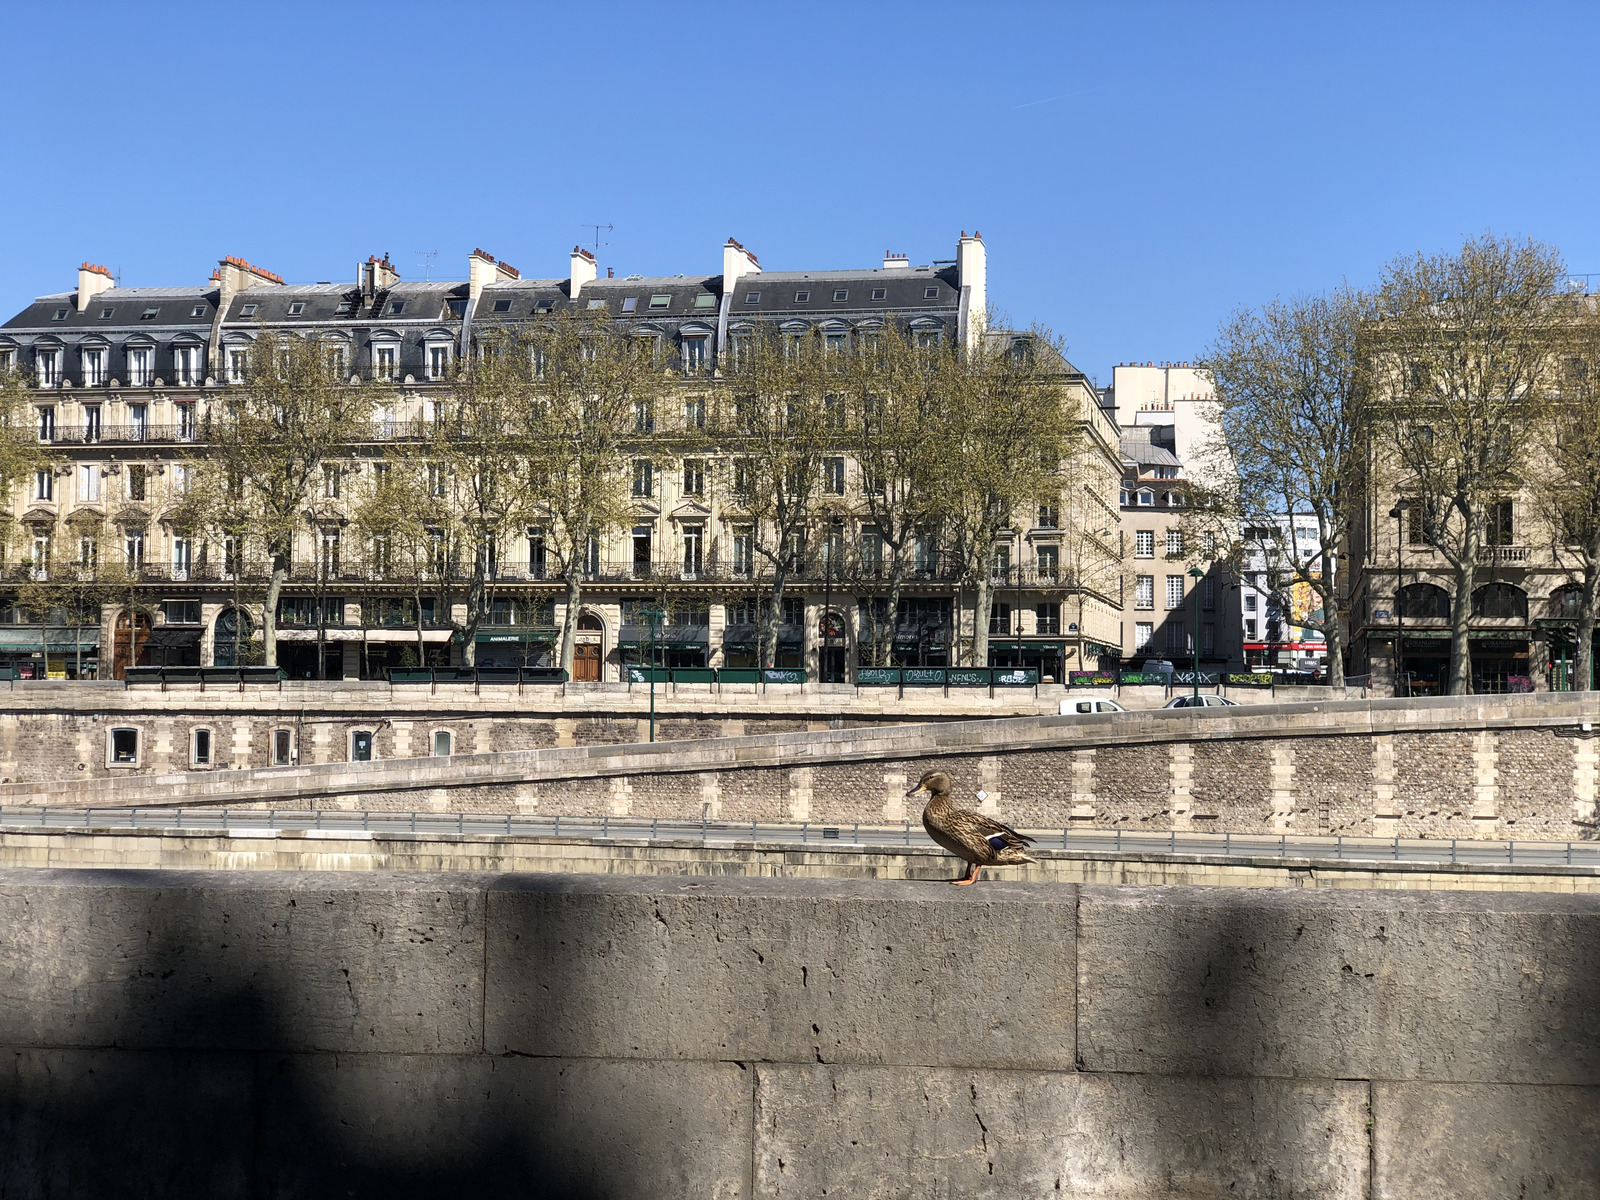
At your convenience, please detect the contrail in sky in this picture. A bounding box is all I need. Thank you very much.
[1011,86,1106,110]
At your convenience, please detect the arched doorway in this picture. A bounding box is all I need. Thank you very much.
[111,610,151,679]
[573,611,604,682]
[213,607,253,667]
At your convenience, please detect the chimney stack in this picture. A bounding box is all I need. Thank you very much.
[76,263,114,313]
[956,231,987,349]
[358,254,401,300]
[723,237,760,288]
[882,252,910,270]
[569,246,598,299]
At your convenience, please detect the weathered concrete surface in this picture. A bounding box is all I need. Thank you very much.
[1372,1082,1600,1199]
[1077,886,1600,1085]
[1,868,1599,1195]
[486,874,1075,1069]
[753,1066,1369,1199]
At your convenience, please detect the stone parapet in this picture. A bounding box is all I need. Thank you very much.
[0,868,1595,1195]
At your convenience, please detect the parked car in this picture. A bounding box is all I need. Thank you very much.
[1163,694,1239,709]
[1060,697,1127,715]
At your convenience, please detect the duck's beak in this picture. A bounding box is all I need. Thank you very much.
[904,781,926,798]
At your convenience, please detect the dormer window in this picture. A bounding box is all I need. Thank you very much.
[924,286,939,299]
[1137,489,1154,506]
[649,295,671,310]
[191,304,207,318]
[447,299,467,317]
[140,306,159,320]
[794,291,810,303]
[832,289,848,302]
[534,299,554,313]
[492,299,513,313]
[871,288,887,301]
[287,302,305,316]
[99,307,114,319]
[388,301,405,315]
[240,304,257,318]
[694,293,717,309]
[52,309,68,321]
[427,344,450,380]
[745,291,761,303]
[620,297,637,313]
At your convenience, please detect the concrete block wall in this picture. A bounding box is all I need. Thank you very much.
[1,869,1596,1196]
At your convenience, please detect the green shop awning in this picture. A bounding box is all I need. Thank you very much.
[989,640,1066,651]
[476,631,557,644]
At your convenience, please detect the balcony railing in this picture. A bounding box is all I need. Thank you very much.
[43,423,199,446]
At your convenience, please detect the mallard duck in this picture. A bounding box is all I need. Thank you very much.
[905,769,1036,885]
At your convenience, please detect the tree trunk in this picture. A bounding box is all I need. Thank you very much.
[463,567,484,668]
[1447,560,1474,695]
[971,558,995,669]
[1578,561,1600,692]
[878,549,908,668]
[558,568,583,676]
[761,564,790,671]
[262,564,287,667]
[412,579,427,667]
[1313,570,1345,689]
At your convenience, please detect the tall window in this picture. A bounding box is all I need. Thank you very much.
[861,526,884,576]
[1135,622,1153,650]
[1166,529,1184,556]
[732,526,754,577]
[528,530,546,579]
[1036,545,1059,582]
[991,543,1011,583]
[1136,575,1154,610]
[127,464,147,501]
[682,459,705,497]
[632,459,653,498]
[1036,602,1061,634]
[227,349,247,383]
[172,537,192,581]
[1165,623,1189,653]
[1202,623,1216,654]
[34,469,53,501]
[176,402,196,441]
[124,529,144,568]
[1135,530,1154,558]
[682,525,703,578]
[36,406,54,442]
[83,405,101,442]
[82,347,105,386]
[127,347,152,386]
[1166,575,1185,609]
[684,397,706,429]
[1038,503,1059,529]
[683,336,708,372]
[428,345,450,380]
[427,463,446,497]
[78,535,97,570]
[173,345,198,385]
[375,345,397,380]
[224,536,241,579]
[319,529,341,576]
[31,534,50,578]
[128,403,148,439]
[1202,576,1215,611]
[35,349,59,386]
[823,457,845,495]
[322,462,341,499]
[633,399,655,433]
[1487,499,1515,546]
[989,602,1012,635]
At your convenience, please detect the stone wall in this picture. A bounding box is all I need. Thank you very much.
[0,868,1595,1196]
[4,690,1597,842]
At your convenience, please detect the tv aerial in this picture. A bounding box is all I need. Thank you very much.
[582,224,613,256]
[415,250,439,281]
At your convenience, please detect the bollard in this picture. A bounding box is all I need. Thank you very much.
[650,816,657,840]
[458,812,464,835]
[555,814,561,838]
[802,822,808,844]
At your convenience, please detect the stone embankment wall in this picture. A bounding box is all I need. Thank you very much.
[4,691,1597,842]
[0,677,1353,783]
[0,868,1594,1197]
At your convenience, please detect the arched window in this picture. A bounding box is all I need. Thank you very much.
[1472,583,1528,621]
[1550,585,1584,619]
[1397,583,1450,619]
[577,611,603,632]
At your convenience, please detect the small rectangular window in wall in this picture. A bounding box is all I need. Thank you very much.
[351,731,373,762]
[192,728,211,766]
[110,728,138,764]
[272,729,292,766]
[433,730,453,757]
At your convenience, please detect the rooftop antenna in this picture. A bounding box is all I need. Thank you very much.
[414,250,438,282]
[582,224,613,257]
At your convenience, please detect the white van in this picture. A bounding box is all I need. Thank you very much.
[1059,697,1127,716]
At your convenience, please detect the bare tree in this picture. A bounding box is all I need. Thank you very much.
[1374,234,1567,694]
[525,312,672,677]
[195,330,371,667]
[940,322,1076,668]
[716,327,837,668]
[0,359,52,570]
[837,322,948,665]
[1201,286,1372,686]
[1528,299,1600,688]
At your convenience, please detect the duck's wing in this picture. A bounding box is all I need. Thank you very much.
[948,807,1035,853]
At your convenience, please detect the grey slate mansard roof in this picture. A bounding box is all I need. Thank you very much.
[220,280,467,327]
[2,287,218,340]
[1119,427,1182,469]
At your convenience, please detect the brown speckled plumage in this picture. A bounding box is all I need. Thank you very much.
[906,769,1036,885]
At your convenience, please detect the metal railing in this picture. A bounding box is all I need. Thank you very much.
[0,807,1594,869]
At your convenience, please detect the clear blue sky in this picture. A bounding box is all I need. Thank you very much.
[3,2,1596,383]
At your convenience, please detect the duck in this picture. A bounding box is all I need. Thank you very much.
[905,769,1036,885]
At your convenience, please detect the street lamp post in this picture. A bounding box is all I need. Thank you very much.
[1389,500,1409,698]
[640,603,666,741]
[1188,566,1205,700]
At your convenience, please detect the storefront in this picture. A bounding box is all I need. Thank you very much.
[0,628,100,679]
[989,639,1065,684]
[474,631,557,669]
[1393,630,1532,695]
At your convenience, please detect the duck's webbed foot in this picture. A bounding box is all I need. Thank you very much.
[950,863,981,886]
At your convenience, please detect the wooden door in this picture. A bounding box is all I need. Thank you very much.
[573,643,601,682]
[112,612,151,680]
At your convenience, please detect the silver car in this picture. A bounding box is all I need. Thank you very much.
[1163,694,1239,709]
[1060,698,1127,715]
